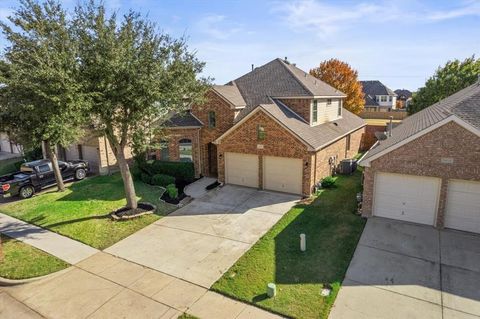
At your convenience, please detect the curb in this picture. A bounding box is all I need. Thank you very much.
[0,267,71,286]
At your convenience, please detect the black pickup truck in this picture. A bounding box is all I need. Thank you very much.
[0,159,89,199]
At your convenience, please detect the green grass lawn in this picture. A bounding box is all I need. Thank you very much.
[0,157,22,176]
[212,171,366,319]
[0,234,69,279]
[0,173,176,250]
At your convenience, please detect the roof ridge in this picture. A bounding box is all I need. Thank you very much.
[276,58,314,96]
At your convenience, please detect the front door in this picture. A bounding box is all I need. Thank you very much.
[208,143,218,176]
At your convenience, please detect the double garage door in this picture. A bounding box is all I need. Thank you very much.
[373,172,480,233]
[225,152,303,195]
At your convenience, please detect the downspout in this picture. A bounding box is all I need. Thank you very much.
[197,128,202,177]
[314,152,318,191]
[103,136,111,175]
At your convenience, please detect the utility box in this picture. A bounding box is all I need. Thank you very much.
[339,159,357,175]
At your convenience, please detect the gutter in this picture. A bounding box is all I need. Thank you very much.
[356,141,378,167]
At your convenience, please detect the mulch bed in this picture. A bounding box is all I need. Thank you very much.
[111,202,156,220]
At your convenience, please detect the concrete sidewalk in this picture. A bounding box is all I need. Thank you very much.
[184,177,217,199]
[0,213,98,264]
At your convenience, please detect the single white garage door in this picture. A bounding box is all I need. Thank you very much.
[263,156,303,195]
[445,180,480,234]
[225,152,259,188]
[373,173,440,225]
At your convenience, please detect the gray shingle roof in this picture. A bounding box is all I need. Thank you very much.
[212,84,246,108]
[394,89,412,99]
[361,82,480,163]
[233,58,345,108]
[165,111,203,128]
[361,80,396,97]
[259,100,365,150]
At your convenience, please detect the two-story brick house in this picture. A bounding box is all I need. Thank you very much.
[160,58,366,196]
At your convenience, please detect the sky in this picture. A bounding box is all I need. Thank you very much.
[0,0,479,91]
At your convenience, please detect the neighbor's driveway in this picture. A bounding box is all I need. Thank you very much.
[106,185,299,288]
[330,217,480,319]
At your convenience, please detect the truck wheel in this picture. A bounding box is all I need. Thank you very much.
[19,185,34,199]
[75,168,86,180]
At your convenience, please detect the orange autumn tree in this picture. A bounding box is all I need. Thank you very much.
[310,59,365,114]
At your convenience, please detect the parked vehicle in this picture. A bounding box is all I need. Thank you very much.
[0,159,89,199]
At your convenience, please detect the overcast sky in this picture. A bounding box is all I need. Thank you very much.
[1,0,479,91]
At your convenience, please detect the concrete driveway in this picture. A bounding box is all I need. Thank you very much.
[106,185,299,288]
[330,217,480,319]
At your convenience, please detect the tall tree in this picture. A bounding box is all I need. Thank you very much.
[74,2,209,209]
[409,56,480,114]
[0,0,88,191]
[310,59,365,114]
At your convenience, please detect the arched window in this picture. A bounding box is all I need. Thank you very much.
[179,139,193,162]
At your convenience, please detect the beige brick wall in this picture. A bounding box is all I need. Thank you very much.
[97,136,134,175]
[362,121,480,227]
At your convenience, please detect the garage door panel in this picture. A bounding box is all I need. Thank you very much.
[225,152,259,188]
[373,173,440,225]
[263,156,302,195]
[445,180,480,233]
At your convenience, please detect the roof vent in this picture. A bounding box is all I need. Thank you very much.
[284,57,290,64]
[251,64,254,71]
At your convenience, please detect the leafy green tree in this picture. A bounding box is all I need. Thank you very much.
[410,56,480,114]
[0,0,88,191]
[74,2,210,209]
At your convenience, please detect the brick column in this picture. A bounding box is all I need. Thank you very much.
[436,178,449,228]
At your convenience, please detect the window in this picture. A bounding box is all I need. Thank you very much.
[312,100,318,123]
[389,96,393,102]
[178,139,192,162]
[257,125,266,140]
[380,96,387,102]
[327,98,332,105]
[338,103,342,116]
[37,164,51,173]
[208,111,216,128]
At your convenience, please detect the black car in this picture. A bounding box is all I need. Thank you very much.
[0,159,89,199]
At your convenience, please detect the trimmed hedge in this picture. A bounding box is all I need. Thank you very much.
[151,174,175,187]
[138,160,194,182]
[140,172,152,185]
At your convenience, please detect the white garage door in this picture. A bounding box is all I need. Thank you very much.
[263,156,303,195]
[225,152,259,188]
[445,180,480,233]
[373,173,440,225]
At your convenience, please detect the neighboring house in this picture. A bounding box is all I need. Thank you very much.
[359,81,480,233]
[0,132,22,154]
[360,80,397,111]
[160,58,366,196]
[394,89,412,109]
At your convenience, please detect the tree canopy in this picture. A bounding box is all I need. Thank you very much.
[410,56,480,114]
[310,59,365,114]
[74,2,210,209]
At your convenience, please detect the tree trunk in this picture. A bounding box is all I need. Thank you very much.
[45,141,65,192]
[116,146,138,209]
[0,236,3,263]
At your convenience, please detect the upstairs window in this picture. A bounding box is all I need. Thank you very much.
[338,103,342,116]
[327,98,332,105]
[389,96,393,102]
[208,111,216,128]
[380,96,387,102]
[257,125,266,141]
[312,100,318,123]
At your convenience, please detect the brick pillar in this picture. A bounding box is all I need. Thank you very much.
[258,155,263,189]
[436,178,449,229]
[361,167,375,217]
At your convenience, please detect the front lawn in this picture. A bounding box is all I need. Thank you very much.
[0,173,176,249]
[0,234,69,279]
[212,171,366,319]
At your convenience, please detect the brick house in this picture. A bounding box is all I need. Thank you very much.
[359,81,480,233]
[160,58,366,196]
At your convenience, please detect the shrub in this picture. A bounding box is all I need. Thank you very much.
[149,161,194,182]
[151,174,175,187]
[321,176,336,188]
[166,183,178,199]
[130,164,142,181]
[140,172,152,185]
[14,160,25,171]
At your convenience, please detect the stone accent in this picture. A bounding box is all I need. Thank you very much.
[361,121,480,228]
[278,98,312,123]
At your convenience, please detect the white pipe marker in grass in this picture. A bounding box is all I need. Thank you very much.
[267,283,276,298]
[300,233,306,252]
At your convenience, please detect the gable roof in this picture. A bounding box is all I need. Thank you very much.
[394,89,412,99]
[360,81,480,165]
[216,100,365,151]
[232,58,345,107]
[212,84,246,108]
[164,111,203,128]
[361,80,397,97]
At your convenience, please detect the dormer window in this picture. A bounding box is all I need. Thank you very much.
[312,100,318,123]
[327,99,332,105]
